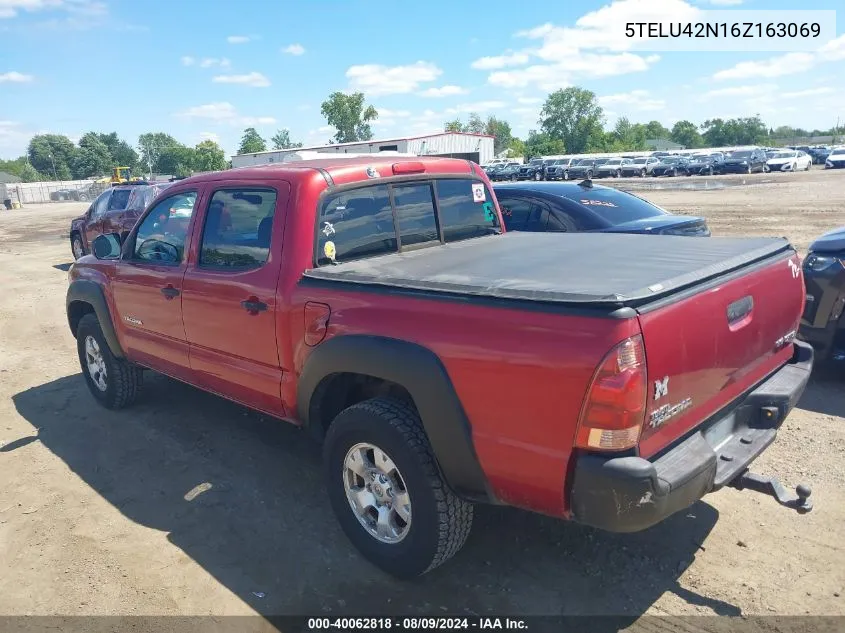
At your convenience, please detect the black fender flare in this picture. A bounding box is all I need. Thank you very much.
[66,279,125,358]
[297,335,494,503]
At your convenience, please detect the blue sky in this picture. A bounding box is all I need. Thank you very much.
[1,0,843,159]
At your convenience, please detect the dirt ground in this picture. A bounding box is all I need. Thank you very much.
[1,168,844,627]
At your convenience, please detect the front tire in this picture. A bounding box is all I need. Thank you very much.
[534,171,542,181]
[585,170,593,179]
[640,169,646,178]
[324,398,473,578]
[76,313,143,409]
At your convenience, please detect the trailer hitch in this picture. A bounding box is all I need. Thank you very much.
[728,470,813,513]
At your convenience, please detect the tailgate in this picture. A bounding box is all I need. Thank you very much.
[637,250,805,458]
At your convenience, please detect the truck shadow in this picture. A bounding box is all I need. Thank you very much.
[11,373,737,625]
[797,366,845,418]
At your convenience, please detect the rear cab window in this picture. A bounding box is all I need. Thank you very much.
[107,188,132,211]
[316,178,499,266]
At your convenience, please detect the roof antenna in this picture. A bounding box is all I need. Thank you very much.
[578,178,593,188]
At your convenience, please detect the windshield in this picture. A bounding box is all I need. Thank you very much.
[632,158,647,164]
[771,151,795,159]
[661,157,680,164]
[594,159,610,165]
[831,149,845,156]
[560,187,667,225]
[529,159,544,166]
[576,159,593,166]
[603,159,622,166]
[690,155,707,161]
[730,151,752,158]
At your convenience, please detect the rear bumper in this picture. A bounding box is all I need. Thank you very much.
[569,340,813,532]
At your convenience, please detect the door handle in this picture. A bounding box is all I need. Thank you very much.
[160,286,180,299]
[241,298,268,314]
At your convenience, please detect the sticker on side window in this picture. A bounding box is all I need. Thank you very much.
[472,183,486,203]
[482,201,495,222]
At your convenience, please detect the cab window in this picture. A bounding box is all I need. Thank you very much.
[132,192,198,264]
[90,190,111,219]
[199,189,277,269]
[107,188,132,211]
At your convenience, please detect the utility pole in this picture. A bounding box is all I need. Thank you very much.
[48,152,58,181]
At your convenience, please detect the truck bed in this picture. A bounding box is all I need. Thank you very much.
[303,232,792,308]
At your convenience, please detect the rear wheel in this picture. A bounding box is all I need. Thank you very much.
[562,170,569,180]
[534,171,542,181]
[707,166,714,176]
[805,161,811,171]
[614,169,621,178]
[763,164,770,173]
[71,233,84,260]
[510,174,517,182]
[324,398,473,578]
[746,164,752,174]
[585,170,593,179]
[76,313,143,410]
[640,169,646,178]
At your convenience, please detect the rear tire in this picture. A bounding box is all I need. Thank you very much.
[640,169,646,178]
[614,169,621,178]
[323,397,474,578]
[76,313,143,410]
[562,170,569,180]
[534,171,542,181]
[510,174,517,182]
[585,170,593,179]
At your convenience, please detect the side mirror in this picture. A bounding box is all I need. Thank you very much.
[92,233,122,259]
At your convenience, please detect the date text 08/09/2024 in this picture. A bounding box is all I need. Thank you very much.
[307,617,528,630]
[625,22,821,38]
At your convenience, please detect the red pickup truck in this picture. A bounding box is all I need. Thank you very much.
[66,156,814,578]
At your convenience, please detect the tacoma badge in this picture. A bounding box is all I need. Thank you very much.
[649,398,693,429]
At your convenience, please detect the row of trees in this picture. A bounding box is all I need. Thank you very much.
[3,88,840,181]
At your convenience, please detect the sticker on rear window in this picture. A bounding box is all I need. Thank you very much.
[482,201,495,222]
[580,199,618,207]
[324,240,336,261]
[472,183,486,203]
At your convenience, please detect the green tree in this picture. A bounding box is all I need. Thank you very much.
[27,134,77,180]
[270,129,303,150]
[320,91,378,144]
[138,132,181,174]
[524,130,565,159]
[19,162,43,182]
[612,117,647,150]
[237,127,267,154]
[539,87,604,154]
[484,116,513,155]
[507,137,526,158]
[95,132,139,170]
[465,113,484,134]
[444,119,464,132]
[0,156,27,178]
[670,120,703,149]
[643,120,671,140]
[193,140,227,172]
[702,116,767,146]
[73,134,112,178]
[157,145,196,175]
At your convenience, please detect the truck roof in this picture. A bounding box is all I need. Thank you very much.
[177,155,478,188]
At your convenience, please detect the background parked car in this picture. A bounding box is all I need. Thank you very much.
[810,147,831,164]
[493,181,710,236]
[490,163,521,181]
[825,148,845,169]
[799,226,845,362]
[686,153,724,175]
[621,156,661,177]
[543,158,575,181]
[69,182,172,259]
[567,158,607,180]
[766,149,812,172]
[517,158,549,181]
[595,157,633,179]
[721,148,769,174]
[652,156,691,177]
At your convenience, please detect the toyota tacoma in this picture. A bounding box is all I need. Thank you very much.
[66,156,814,578]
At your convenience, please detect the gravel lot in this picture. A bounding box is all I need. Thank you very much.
[1,168,844,626]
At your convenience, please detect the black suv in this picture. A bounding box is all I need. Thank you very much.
[721,148,769,174]
[517,158,549,181]
[799,226,845,361]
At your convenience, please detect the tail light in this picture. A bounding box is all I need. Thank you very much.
[575,335,647,451]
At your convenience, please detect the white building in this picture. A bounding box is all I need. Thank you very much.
[230,132,495,168]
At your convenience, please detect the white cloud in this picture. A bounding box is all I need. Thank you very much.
[373,107,411,128]
[418,85,468,98]
[446,101,506,114]
[198,57,231,69]
[282,43,305,56]
[781,87,834,99]
[317,125,334,133]
[199,131,221,144]
[703,84,778,98]
[697,0,743,4]
[489,52,658,90]
[517,97,542,105]
[818,34,845,61]
[712,52,815,80]
[346,61,441,96]
[177,102,276,127]
[598,89,666,111]
[0,70,33,83]
[470,51,530,70]
[212,72,271,88]
[181,56,195,66]
[227,35,251,44]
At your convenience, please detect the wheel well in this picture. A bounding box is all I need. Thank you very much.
[70,229,81,239]
[309,373,416,439]
[68,300,95,336]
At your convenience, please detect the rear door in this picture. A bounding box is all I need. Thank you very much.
[180,182,289,415]
[100,187,134,235]
[84,190,112,247]
[110,189,201,377]
[636,252,805,458]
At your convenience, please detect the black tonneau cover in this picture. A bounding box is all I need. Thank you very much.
[303,232,792,308]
